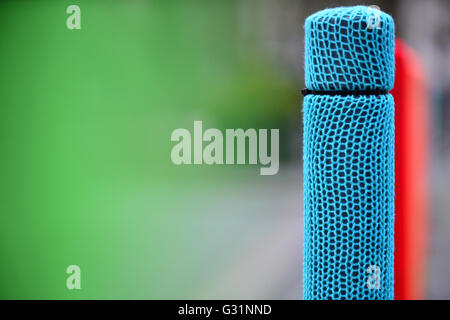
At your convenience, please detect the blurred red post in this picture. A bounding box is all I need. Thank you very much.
[393,39,429,300]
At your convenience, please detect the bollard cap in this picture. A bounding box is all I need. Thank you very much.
[304,6,395,91]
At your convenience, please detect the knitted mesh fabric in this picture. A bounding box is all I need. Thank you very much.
[302,6,395,300]
[305,6,395,91]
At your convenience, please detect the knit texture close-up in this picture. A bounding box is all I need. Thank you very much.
[303,6,396,300]
[304,6,395,91]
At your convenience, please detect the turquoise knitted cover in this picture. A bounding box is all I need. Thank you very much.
[303,6,395,300]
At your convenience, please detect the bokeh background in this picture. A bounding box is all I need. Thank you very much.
[0,0,449,299]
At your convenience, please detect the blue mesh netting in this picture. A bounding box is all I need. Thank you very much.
[302,6,395,300]
[305,6,395,91]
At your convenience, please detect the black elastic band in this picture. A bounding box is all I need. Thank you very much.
[301,88,389,96]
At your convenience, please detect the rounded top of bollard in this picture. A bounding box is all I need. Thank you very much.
[304,6,395,91]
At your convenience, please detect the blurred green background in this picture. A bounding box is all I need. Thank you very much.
[0,0,299,299]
